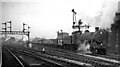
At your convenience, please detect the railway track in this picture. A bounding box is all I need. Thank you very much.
[32,45,120,67]
[33,44,120,62]
[5,45,120,67]
[2,47,26,67]
[44,49,120,67]
[3,47,66,67]
[4,46,93,67]
[91,54,120,61]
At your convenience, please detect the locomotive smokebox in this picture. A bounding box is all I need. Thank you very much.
[95,27,99,32]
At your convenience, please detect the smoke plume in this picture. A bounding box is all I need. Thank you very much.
[99,0,119,29]
[81,0,119,29]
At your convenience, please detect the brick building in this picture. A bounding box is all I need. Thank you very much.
[108,2,120,54]
[57,32,69,45]
[109,12,120,55]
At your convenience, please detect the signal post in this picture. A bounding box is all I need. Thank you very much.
[0,21,30,46]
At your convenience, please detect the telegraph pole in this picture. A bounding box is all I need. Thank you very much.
[22,23,30,46]
[71,9,90,45]
[2,22,7,38]
[57,31,59,44]
[7,21,12,32]
[1,21,30,47]
[61,30,63,45]
[23,23,27,32]
[22,23,27,42]
[72,9,77,27]
[27,26,30,45]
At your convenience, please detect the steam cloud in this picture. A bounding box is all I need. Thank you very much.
[100,0,118,29]
[81,0,119,29]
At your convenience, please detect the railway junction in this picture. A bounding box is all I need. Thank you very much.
[1,6,120,67]
[2,43,120,67]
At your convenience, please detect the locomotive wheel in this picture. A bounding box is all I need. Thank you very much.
[91,48,98,55]
[99,48,106,55]
[91,47,106,55]
[95,48,106,55]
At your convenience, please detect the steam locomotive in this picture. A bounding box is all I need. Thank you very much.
[61,27,108,55]
[79,29,108,55]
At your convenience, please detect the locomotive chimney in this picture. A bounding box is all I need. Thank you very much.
[95,27,99,32]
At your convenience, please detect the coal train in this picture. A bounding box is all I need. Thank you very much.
[57,27,108,55]
[2,27,108,55]
[30,27,109,55]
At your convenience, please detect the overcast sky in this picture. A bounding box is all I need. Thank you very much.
[1,0,119,39]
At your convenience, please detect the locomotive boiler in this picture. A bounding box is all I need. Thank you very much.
[61,27,108,55]
[78,28,108,55]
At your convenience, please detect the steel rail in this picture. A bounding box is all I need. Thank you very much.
[5,46,93,67]
[31,45,120,65]
[4,45,120,67]
[6,46,115,67]
[33,44,120,61]
[4,48,25,67]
